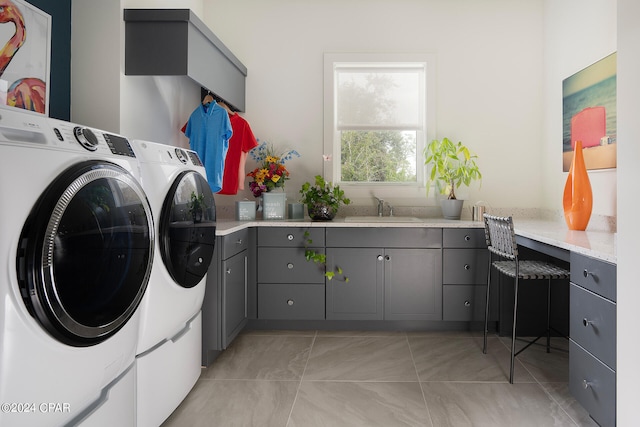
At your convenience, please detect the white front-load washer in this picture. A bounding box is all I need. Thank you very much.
[130,139,216,427]
[0,109,154,427]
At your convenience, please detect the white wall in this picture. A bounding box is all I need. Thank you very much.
[616,0,638,424]
[71,0,204,148]
[203,0,545,210]
[71,0,121,131]
[542,0,617,220]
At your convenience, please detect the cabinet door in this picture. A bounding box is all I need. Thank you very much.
[222,251,247,348]
[384,248,442,320]
[326,248,383,320]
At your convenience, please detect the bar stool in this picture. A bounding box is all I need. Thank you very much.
[482,214,570,383]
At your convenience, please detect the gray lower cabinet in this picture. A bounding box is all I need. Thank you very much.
[569,252,616,427]
[325,247,384,320]
[325,227,443,321]
[221,250,247,347]
[202,228,249,366]
[442,229,488,321]
[256,227,326,320]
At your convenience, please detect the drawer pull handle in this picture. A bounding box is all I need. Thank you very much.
[287,234,294,241]
[583,269,592,278]
[226,269,232,274]
[236,239,243,245]
[377,255,384,261]
[287,263,294,269]
[583,318,595,327]
[287,299,294,306]
[464,300,471,307]
[385,255,390,261]
[464,264,471,270]
[582,379,593,390]
[464,235,471,241]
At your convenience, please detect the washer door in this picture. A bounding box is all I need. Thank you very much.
[17,161,154,346]
[159,170,216,289]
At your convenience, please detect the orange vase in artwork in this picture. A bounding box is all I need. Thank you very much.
[563,140,593,230]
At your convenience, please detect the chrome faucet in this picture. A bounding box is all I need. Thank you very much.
[374,197,384,216]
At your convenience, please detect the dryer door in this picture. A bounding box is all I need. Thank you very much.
[159,170,216,288]
[17,161,154,346]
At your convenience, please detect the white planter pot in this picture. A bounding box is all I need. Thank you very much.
[441,199,464,220]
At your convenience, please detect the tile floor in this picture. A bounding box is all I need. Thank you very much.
[162,330,599,427]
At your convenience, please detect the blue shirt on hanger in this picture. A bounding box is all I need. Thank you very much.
[185,102,232,192]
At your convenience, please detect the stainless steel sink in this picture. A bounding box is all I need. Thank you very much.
[344,216,423,223]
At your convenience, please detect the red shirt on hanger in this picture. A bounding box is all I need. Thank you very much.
[218,113,259,195]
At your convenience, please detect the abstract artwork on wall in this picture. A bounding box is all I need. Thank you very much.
[0,0,51,115]
[562,52,617,171]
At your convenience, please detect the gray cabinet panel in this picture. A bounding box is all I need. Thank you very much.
[222,252,247,348]
[326,248,383,320]
[258,248,325,284]
[443,248,488,285]
[326,227,441,248]
[443,285,487,321]
[570,284,616,370]
[258,283,325,320]
[569,340,616,427]
[384,249,442,320]
[221,228,249,259]
[258,227,324,248]
[443,228,486,248]
[570,252,616,301]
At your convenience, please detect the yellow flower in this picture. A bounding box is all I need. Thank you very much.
[265,156,279,164]
[271,174,281,183]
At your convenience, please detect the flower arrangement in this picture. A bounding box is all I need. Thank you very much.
[247,140,300,197]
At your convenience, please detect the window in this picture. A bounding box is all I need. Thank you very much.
[323,53,435,198]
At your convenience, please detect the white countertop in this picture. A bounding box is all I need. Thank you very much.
[214,216,616,264]
[513,219,616,264]
[214,217,484,235]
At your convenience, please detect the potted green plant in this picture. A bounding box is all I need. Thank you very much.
[424,137,482,219]
[299,175,351,221]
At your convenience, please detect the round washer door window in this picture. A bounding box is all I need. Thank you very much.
[17,161,154,346]
[159,170,216,288]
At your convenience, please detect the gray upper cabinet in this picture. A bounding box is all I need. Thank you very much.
[124,9,247,111]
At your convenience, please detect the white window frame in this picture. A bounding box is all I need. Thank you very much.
[323,53,436,201]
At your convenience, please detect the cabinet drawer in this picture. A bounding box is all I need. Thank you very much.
[570,252,616,301]
[258,247,325,283]
[258,227,324,248]
[570,283,616,370]
[443,249,488,285]
[443,228,486,248]
[326,227,441,248]
[258,283,325,319]
[220,228,249,260]
[443,285,486,321]
[569,340,616,427]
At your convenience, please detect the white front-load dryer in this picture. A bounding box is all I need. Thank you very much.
[0,110,154,427]
[130,139,216,427]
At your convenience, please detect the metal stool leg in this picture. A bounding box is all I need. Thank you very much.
[510,275,519,384]
[546,278,551,353]
[483,258,492,354]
